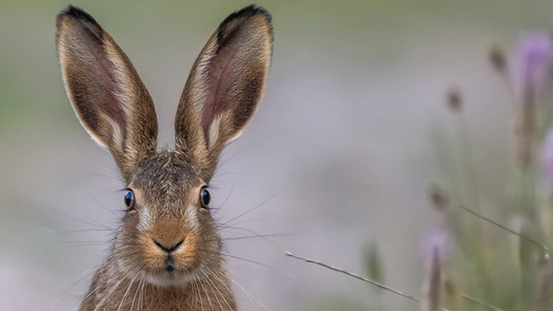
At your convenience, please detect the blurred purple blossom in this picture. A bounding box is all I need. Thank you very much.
[422,228,450,265]
[516,32,553,95]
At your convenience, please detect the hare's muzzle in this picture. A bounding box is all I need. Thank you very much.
[153,238,185,254]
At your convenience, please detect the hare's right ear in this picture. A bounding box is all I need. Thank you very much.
[56,6,158,181]
[174,5,273,182]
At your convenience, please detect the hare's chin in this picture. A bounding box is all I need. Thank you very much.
[144,270,200,288]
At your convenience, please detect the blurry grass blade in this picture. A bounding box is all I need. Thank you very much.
[461,295,505,311]
[520,223,536,310]
[285,251,451,311]
[459,205,550,256]
[534,254,552,311]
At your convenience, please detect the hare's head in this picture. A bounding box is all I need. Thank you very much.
[56,5,272,287]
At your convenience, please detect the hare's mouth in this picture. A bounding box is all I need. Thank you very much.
[146,265,198,287]
[163,254,176,272]
[142,263,200,288]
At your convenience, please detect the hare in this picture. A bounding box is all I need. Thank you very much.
[56,4,273,311]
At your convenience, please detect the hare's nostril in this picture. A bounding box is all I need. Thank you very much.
[153,238,185,253]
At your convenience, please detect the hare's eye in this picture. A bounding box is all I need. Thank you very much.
[200,187,211,209]
[124,190,135,210]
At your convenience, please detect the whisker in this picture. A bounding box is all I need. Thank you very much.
[198,274,213,311]
[202,270,224,310]
[51,267,96,309]
[92,262,141,311]
[130,275,143,311]
[223,189,286,225]
[212,178,236,220]
[53,208,113,230]
[206,267,239,311]
[227,275,271,311]
[198,248,297,280]
[85,190,122,218]
[216,149,246,171]
[117,271,141,311]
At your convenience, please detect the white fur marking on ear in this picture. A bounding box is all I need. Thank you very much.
[207,114,223,148]
[138,206,152,232]
[105,117,124,152]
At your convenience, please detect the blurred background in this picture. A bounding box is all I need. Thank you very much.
[2,1,553,310]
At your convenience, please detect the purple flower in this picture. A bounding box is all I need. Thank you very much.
[516,32,553,95]
[421,228,450,265]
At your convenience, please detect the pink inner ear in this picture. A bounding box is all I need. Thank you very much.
[97,50,127,132]
[201,41,237,144]
[69,26,127,139]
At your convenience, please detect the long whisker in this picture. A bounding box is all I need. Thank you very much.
[92,262,141,311]
[192,275,200,311]
[197,248,296,279]
[202,270,225,310]
[212,178,237,221]
[196,274,206,311]
[223,189,286,225]
[85,190,122,218]
[53,208,113,230]
[227,275,270,311]
[130,275,143,311]
[52,267,97,310]
[117,270,141,311]
[206,267,238,311]
[220,226,291,251]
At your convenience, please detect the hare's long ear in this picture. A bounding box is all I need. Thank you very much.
[56,6,158,181]
[174,5,273,181]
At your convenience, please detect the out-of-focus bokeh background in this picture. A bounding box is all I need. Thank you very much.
[3,1,553,310]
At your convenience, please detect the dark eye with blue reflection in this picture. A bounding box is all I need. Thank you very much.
[124,189,135,210]
[200,187,211,208]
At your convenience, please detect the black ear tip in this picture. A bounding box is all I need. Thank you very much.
[243,4,272,23]
[57,5,99,26]
[223,4,273,26]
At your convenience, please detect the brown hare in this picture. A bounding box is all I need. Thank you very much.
[56,4,273,311]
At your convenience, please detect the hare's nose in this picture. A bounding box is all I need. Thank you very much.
[153,238,184,253]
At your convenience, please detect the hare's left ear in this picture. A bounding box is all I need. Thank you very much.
[56,6,158,181]
[174,5,273,181]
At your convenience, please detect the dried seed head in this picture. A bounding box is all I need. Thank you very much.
[428,184,450,212]
[489,43,507,73]
[443,276,457,297]
[446,87,463,112]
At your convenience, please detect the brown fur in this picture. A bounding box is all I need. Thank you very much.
[56,5,273,311]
